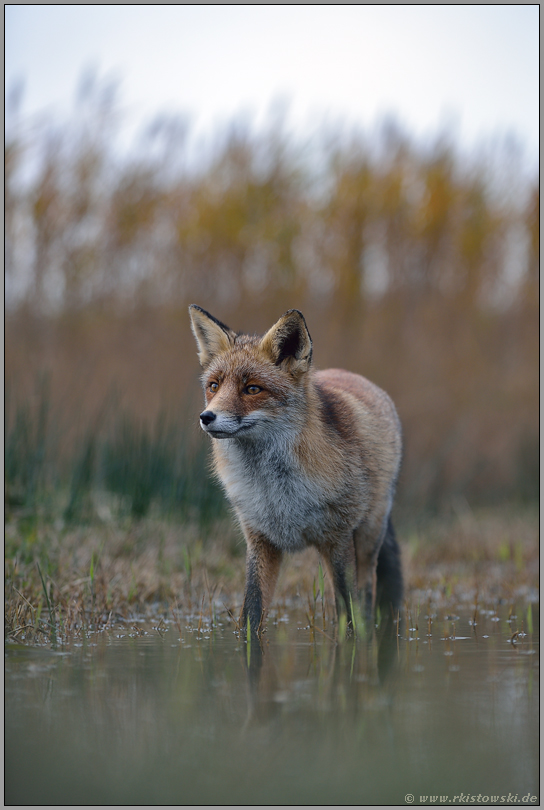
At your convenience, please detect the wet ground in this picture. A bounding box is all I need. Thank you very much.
[5,602,539,805]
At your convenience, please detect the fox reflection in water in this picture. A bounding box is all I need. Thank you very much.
[241,618,402,727]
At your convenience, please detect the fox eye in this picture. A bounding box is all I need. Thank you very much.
[209,382,219,393]
[245,385,262,395]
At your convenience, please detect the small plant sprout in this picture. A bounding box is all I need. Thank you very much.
[338,611,347,643]
[318,560,325,600]
[350,640,357,681]
[349,593,365,639]
[526,604,533,634]
[183,548,192,585]
[170,600,184,640]
[227,607,241,633]
[317,559,327,629]
[472,591,479,626]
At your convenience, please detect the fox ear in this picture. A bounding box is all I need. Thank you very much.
[189,305,236,367]
[260,309,312,374]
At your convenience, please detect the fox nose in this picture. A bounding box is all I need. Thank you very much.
[200,410,216,426]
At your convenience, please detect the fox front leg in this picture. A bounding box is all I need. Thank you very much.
[240,533,283,637]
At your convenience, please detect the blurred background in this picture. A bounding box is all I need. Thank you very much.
[5,6,539,526]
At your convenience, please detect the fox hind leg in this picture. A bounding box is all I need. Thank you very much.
[321,538,358,628]
[375,518,403,618]
[353,514,389,625]
[355,515,403,627]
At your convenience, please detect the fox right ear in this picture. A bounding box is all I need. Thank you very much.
[189,305,236,367]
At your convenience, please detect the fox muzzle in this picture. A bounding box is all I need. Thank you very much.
[199,409,263,438]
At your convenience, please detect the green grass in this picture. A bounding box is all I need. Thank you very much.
[5,387,226,526]
[5,376,53,513]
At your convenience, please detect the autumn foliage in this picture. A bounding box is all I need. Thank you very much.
[5,80,539,517]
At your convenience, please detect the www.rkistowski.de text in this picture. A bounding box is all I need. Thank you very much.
[404,793,538,804]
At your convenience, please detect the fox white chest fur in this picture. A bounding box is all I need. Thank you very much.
[214,431,366,552]
[189,304,403,636]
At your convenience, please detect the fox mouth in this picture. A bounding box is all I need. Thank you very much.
[202,423,256,439]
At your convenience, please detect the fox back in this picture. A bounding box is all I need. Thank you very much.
[189,305,403,634]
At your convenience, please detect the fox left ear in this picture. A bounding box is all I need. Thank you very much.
[260,310,313,374]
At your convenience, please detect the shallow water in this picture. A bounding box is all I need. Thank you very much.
[5,604,539,806]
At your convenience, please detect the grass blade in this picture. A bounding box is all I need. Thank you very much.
[36,561,57,646]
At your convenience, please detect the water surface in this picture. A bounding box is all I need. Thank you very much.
[5,603,539,805]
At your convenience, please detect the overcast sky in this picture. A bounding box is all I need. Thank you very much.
[5,5,540,167]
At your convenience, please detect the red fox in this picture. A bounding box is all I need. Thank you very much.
[189,305,403,635]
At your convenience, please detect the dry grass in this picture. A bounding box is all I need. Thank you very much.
[402,502,539,606]
[5,502,538,648]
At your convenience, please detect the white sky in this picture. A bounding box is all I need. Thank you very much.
[5,5,540,167]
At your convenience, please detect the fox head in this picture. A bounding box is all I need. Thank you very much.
[189,305,313,439]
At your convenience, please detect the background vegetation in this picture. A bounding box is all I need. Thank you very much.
[5,78,538,631]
